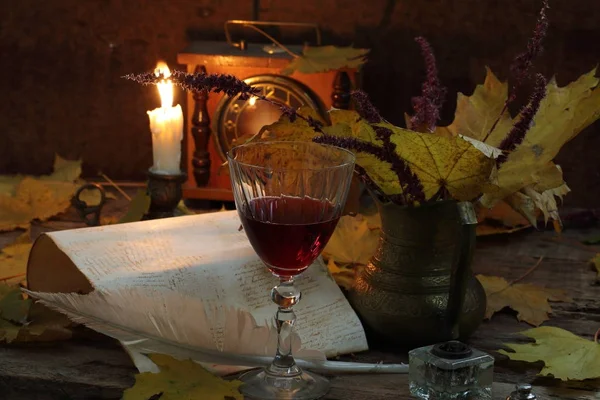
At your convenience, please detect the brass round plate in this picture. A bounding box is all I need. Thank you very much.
[212,74,325,161]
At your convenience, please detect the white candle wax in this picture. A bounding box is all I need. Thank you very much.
[147,62,183,175]
[147,104,183,174]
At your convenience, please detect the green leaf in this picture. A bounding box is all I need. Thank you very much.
[583,236,600,245]
[119,190,151,224]
[0,285,31,324]
[500,326,600,381]
[122,354,243,400]
[281,46,369,75]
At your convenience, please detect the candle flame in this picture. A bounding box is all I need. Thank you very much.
[248,96,257,107]
[154,60,173,109]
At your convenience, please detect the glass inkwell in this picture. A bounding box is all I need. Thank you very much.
[409,340,494,399]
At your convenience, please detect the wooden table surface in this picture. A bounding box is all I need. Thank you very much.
[0,196,599,400]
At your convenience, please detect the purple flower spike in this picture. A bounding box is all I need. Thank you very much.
[497,73,547,166]
[409,37,447,133]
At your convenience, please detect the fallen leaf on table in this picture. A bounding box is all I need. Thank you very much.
[590,254,600,278]
[323,214,379,265]
[583,235,600,245]
[0,284,31,324]
[477,275,572,326]
[0,285,72,343]
[499,326,600,381]
[0,230,32,284]
[119,190,151,223]
[0,155,83,231]
[122,353,242,400]
[175,200,196,216]
[326,258,358,290]
[281,45,369,76]
[476,201,532,236]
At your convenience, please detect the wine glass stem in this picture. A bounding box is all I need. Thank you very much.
[267,278,302,378]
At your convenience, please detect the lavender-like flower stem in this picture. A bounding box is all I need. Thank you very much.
[497,73,547,166]
[124,70,262,99]
[409,37,447,133]
[483,0,549,142]
[352,90,382,123]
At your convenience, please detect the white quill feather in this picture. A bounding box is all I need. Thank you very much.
[25,288,407,374]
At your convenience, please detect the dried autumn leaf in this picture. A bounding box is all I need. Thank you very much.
[257,106,324,142]
[323,214,379,265]
[281,46,369,76]
[381,123,496,201]
[0,155,83,231]
[122,353,243,400]
[326,258,360,291]
[590,254,600,279]
[0,285,31,324]
[499,326,600,381]
[475,201,531,236]
[445,67,513,146]
[0,285,72,343]
[477,274,572,326]
[119,190,151,224]
[481,68,600,211]
[0,230,32,284]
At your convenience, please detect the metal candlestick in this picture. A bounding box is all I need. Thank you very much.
[143,169,187,220]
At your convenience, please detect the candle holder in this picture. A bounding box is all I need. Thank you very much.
[143,169,187,220]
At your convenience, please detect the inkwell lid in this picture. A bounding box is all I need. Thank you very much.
[430,341,473,359]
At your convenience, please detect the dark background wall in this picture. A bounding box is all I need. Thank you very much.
[1,0,599,207]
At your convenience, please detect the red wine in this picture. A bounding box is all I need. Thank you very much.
[240,196,340,277]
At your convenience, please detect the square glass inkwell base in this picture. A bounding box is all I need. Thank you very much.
[409,341,494,400]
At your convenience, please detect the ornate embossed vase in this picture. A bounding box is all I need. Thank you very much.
[348,199,486,346]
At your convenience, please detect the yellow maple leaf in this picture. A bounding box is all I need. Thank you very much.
[500,326,600,381]
[475,201,531,236]
[257,106,324,142]
[122,353,243,400]
[118,190,151,224]
[381,123,496,201]
[281,46,369,76]
[590,254,600,279]
[477,275,572,326]
[323,115,403,196]
[323,214,379,265]
[481,68,600,210]
[326,258,358,291]
[0,230,32,285]
[0,155,83,231]
[445,67,513,146]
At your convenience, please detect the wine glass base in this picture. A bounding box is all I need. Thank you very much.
[239,368,330,400]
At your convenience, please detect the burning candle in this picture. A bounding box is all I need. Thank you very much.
[147,61,183,174]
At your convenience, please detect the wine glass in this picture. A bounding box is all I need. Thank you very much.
[228,141,356,400]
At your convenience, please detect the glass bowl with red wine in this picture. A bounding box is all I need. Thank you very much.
[227,141,356,400]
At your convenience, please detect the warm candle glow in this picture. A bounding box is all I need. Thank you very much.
[147,60,184,175]
[154,61,174,109]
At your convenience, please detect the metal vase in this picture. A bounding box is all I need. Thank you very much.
[348,199,486,346]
